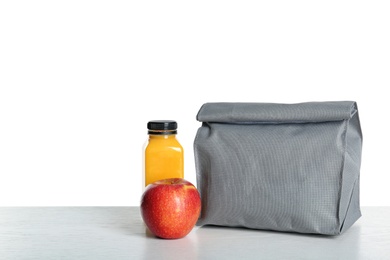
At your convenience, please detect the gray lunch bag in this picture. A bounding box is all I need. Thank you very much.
[194,101,363,235]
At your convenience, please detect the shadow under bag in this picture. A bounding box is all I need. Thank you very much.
[194,101,363,235]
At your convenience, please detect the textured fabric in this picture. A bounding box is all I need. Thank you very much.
[194,101,363,235]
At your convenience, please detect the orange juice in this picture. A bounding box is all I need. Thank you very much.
[144,120,184,186]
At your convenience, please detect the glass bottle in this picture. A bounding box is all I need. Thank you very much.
[144,120,184,186]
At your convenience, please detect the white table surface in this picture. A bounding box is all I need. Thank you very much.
[0,207,389,260]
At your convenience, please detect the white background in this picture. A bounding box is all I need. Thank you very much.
[0,1,389,206]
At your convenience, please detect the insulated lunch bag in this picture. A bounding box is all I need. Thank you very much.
[194,101,363,235]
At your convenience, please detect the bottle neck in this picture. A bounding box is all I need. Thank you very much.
[148,133,177,139]
[147,129,177,135]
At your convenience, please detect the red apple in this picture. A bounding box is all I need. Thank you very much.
[140,178,201,239]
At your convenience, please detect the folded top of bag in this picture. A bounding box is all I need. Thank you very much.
[196,101,357,123]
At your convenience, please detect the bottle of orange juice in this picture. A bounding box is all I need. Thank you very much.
[144,120,184,186]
